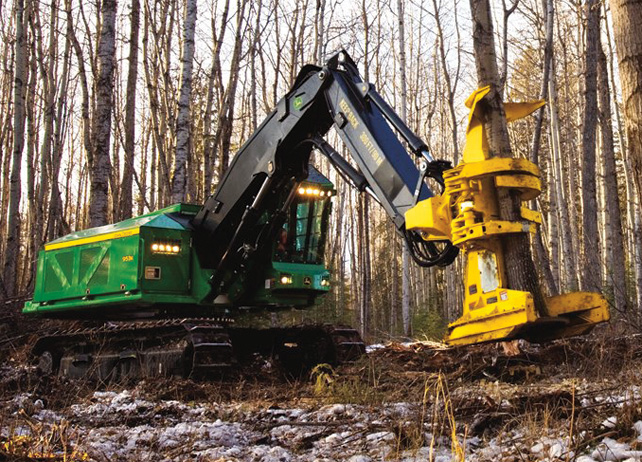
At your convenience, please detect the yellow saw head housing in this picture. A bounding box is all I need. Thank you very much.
[405,86,609,346]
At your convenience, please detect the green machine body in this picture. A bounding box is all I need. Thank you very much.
[23,169,335,320]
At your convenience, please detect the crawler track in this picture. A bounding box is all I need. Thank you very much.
[31,320,365,381]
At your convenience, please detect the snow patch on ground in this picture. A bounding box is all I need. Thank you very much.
[5,374,642,460]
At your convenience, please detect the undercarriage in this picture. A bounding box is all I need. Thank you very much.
[31,320,366,381]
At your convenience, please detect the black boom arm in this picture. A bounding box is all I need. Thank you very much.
[192,51,458,296]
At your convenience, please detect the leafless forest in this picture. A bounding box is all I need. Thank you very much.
[1,0,642,342]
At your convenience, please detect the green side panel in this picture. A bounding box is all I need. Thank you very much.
[43,251,67,293]
[41,249,75,298]
[33,234,140,304]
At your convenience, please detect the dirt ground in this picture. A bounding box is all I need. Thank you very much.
[1,320,642,461]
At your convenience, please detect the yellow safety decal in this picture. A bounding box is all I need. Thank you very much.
[44,228,140,251]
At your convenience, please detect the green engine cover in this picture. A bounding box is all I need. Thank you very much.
[23,204,200,317]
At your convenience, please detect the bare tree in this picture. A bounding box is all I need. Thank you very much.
[596,40,626,311]
[580,0,600,292]
[4,0,30,297]
[357,0,373,338]
[499,0,519,91]
[89,0,117,227]
[171,0,197,204]
[396,0,413,337]
[530,0,553,165]
[548,58,578,290]
[314,0,325,64]
[142,0,174,208]
[527,0,558,296]
[213,0,249,180]
[120,0,141,219]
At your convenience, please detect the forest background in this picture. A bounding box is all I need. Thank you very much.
[1,0,640,343]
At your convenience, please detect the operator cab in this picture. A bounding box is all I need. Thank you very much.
[274,168,333,266]
[248,166,334,309]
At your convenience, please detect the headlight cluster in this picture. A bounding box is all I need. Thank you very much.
[279,274,293,285]
[297,187,332,197]
[276,273,330,287]
[151,242,181,254]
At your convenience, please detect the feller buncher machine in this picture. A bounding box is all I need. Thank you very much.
[23,51,609,380]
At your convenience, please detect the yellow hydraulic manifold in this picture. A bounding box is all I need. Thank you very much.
[405,86,609,346]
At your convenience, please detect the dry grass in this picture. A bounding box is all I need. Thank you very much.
[0,413,88,461]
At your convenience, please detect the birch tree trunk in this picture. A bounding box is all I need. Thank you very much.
[49,30,72,240]
[215,0,247,180]
[580,0,600,292]
[634,203,642,312]
[26,5,40,288]
[89,0,116,227]
[530,0,553,165]
[314,0,325,64]
[397,0,412,337]
[468,0,547,312]
[605,15,641,308]
[171,0,197,204]
[611,0,642,208]
[121,0,140,219]
[597,43,627,312]
[249,0,262,132]
[4,0,29,297]
[358,1,372,340]
[549,68,577,290]
[203,0,230,194]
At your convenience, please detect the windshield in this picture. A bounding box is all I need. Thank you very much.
[274,195,330,264]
